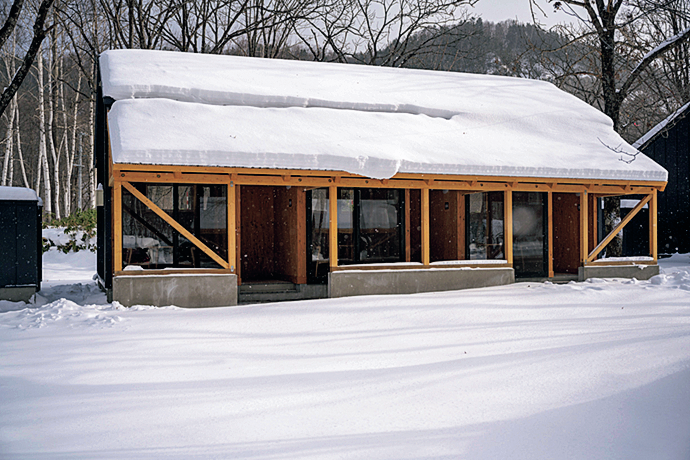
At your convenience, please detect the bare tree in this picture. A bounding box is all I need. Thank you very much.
[99,0,179,50]
[162,0,257,54]
[0,0,25,50]
[528,0,690,257]
[0,0,55,120]
[296,0,477,66]
[530,0,690,132]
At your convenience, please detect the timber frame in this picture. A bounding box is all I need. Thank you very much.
[109,162,665,280]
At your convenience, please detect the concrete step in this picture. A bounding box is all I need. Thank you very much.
[239,281,297,294]
[239,284,328,304]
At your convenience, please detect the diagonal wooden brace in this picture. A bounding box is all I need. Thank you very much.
[586,194,652,263]
[122,181,230,269]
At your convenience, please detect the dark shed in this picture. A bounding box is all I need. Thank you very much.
[634,102,690,255]
[0,186,42,302]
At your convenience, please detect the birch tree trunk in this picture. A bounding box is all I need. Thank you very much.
[1,34,17,186]
[88,90,96,208]
[36,44,52,216]
[1,97,15,186]
[14,101,29,188]
[7,120,13,185]
[47,26,60,219]
[63,72,81,215]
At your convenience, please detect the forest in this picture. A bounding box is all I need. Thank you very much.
[0,0,689,221]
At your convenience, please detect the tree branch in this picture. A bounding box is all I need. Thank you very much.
[0,0,55,120]
[619,24,690,99]
[0,0,24,51]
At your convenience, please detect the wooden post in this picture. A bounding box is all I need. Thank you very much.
[589,194,598,253]
[457,191,465,260]
[421,187,430,265]
[649,189,658,261]
[329,185,338,268]
[235,185,241,284]
[504,190,513,266]
[547,191,554,278]
[227,182,236,274]
[113,180,123,273]
[405,188,411,262]
[580,190,588,265]
[296,187,307,284]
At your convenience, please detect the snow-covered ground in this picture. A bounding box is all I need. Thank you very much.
[1,249,689,459]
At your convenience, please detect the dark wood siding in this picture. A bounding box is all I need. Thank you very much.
[641,110,690,254]
[0,200,41,289]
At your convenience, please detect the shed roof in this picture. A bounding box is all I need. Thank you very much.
[101,49,667,182]
[633,101,690,151]
[0,186,39,202]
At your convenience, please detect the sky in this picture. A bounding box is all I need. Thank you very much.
[469,0,576,27]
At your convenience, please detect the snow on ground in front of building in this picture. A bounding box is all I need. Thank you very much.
[1,249,689,459]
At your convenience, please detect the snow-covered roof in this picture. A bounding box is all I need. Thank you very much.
[0,186,39,202]
[101,49,667,182]
[633,101,690,150]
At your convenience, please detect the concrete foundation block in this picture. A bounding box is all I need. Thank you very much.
[329,267,515,298]
[0,286,37,303]
[113,273,238,308]
[578,264,660,281]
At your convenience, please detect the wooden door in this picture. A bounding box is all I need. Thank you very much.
[552,193,581,274]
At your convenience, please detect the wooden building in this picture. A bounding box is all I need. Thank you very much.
[633,102,690,255]
[96,50,667,307]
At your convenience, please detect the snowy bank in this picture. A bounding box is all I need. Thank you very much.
[1,251,689,459]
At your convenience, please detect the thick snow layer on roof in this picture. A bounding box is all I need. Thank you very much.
[101,49,668,182]
[633,101,690,150]
[0,186,38,201]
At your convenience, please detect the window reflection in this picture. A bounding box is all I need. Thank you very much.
[513,192,546,276]
[338,188,403,265]
[467,192,504,260]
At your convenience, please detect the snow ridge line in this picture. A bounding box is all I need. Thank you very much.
[106,87,460,120]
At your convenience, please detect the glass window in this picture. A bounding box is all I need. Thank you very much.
[121,183,227,270]
[467,192,504,260]
[338,189,355,263]
[358,189,401,262]
[307,188,330,283]
[513,192,547,277]
[337,188,403,265]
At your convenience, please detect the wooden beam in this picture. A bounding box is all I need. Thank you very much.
[114,269,235,277]
[547,191,554,278]
[112,164,666,194]
[329,185,338,268]
[404,189,411,262]
[580,191,588,265]
[113,181,123,273]
[504,190,513,267]
[121,182,230,269]
[587,194,652,263]
[228,183,237,274]
[421,188,430,266]
[649,189,658,261]
[329,262,510,271]
[587,260,656,266]
[119,171,229,184]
